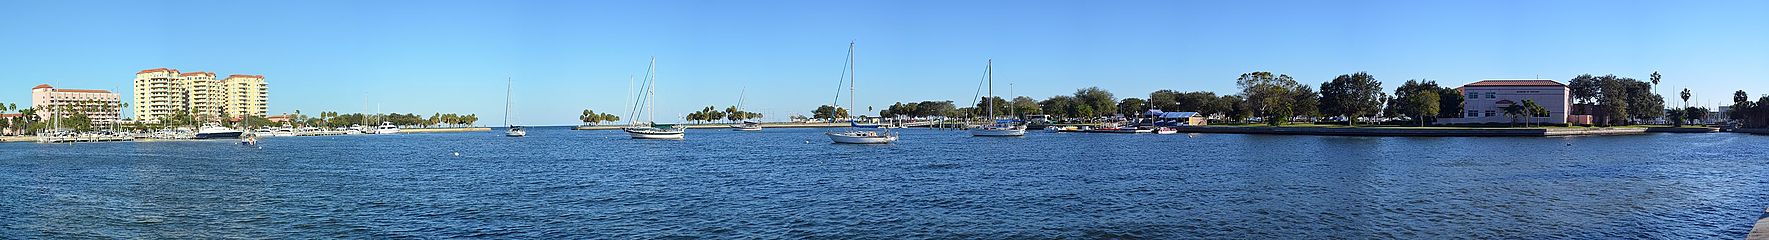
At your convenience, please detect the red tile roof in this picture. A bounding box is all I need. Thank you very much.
[137,68,179,74]
[1463,80,1565,88]
[0,113,22,118]
[225,74,264,79]
[33,84,52,89]
[180,72,215,77]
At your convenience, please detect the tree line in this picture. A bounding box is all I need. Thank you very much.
[808,71,1697,127]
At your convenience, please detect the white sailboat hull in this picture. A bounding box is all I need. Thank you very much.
[505,129,527,137]
[626,128,685,139]
[827,131,896,144]
[970,128,1026,137]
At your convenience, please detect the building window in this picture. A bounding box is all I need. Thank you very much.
[1484,110,1495,117]
[1467,110,1478,117]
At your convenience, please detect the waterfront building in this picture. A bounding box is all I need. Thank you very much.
[223,74,268,118]
[131,68,269,123]
[133,68,186,122]
[182,72,226,122]
[0,113,22,135]
[31,84,123,127]
[1437,79,1571,125]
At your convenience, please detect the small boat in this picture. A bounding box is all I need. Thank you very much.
[623,57,686,140]
[968,59,1026,137]
[971,121,1027,137]
[195,124,244,139]
[374,122,401,134]
[824,41,896,144]
[1155,127,1179,135]
[625,124,685,139]
[267,128,296,137]
[731,121,762,131]
[827,127,899,144]
[503,77,527,137]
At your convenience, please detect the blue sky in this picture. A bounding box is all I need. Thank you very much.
[3,0,1766,125]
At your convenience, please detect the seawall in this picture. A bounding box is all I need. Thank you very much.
[1170,126,1648,137]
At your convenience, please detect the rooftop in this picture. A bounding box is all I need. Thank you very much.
[32,84,114,93]
[137,68,179,74]
[225,74,265,79]
[1463,79,1566,88]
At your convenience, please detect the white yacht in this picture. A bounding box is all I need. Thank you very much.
[195,124,244,139]
[374,122,401,134]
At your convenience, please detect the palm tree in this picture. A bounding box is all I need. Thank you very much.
[1649,71,1661,95]
[1502,103,1526,127]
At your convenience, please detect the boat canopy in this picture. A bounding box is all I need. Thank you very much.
[850,121,881,128]
[995,119,1023,123]
[652,123,678,129]
[1145,110,1200,119]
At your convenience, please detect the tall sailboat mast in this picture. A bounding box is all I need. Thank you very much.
[986,59,994,121]
[848,41,857,122]
[504,77,513,127]
[648,57,657,125]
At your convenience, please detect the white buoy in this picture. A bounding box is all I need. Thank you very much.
[452,152,460,156]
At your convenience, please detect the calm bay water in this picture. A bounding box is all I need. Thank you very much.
[1,126,1766,238]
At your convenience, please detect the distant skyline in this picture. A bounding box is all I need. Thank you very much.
[3,0,1767,125]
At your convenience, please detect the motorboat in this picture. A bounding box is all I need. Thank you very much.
[374,122,401,134]
[1155,127,1179,135]
[195,124,244,139]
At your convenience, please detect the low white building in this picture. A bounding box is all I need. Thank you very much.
[1437,79,1571,125]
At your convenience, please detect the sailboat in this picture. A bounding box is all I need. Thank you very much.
[825,41,898,144]
[623,57,686,139]
[730,88,761,131]
[504,77,527,137]
[970,59,1027,137]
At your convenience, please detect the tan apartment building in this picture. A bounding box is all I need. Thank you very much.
[32,84,123,127]
[133,68,186,122]
[223,74,268,118]
[181,72,226,121]
[132,68,270,123]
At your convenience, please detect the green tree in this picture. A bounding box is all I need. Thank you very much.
[1010,96,1040,118]
[1320,72,1386,126]
[1039,96,1077,119]
[1148,90,1182,112]
[1072,87,1117,118]
[1400,90,1440,127]
[1684,106,1709,125]
[813,105,848,120]
[1235,71,1310,126]
[1117,98,1147,117]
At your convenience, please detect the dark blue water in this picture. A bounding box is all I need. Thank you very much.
[1,126,1766,238]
